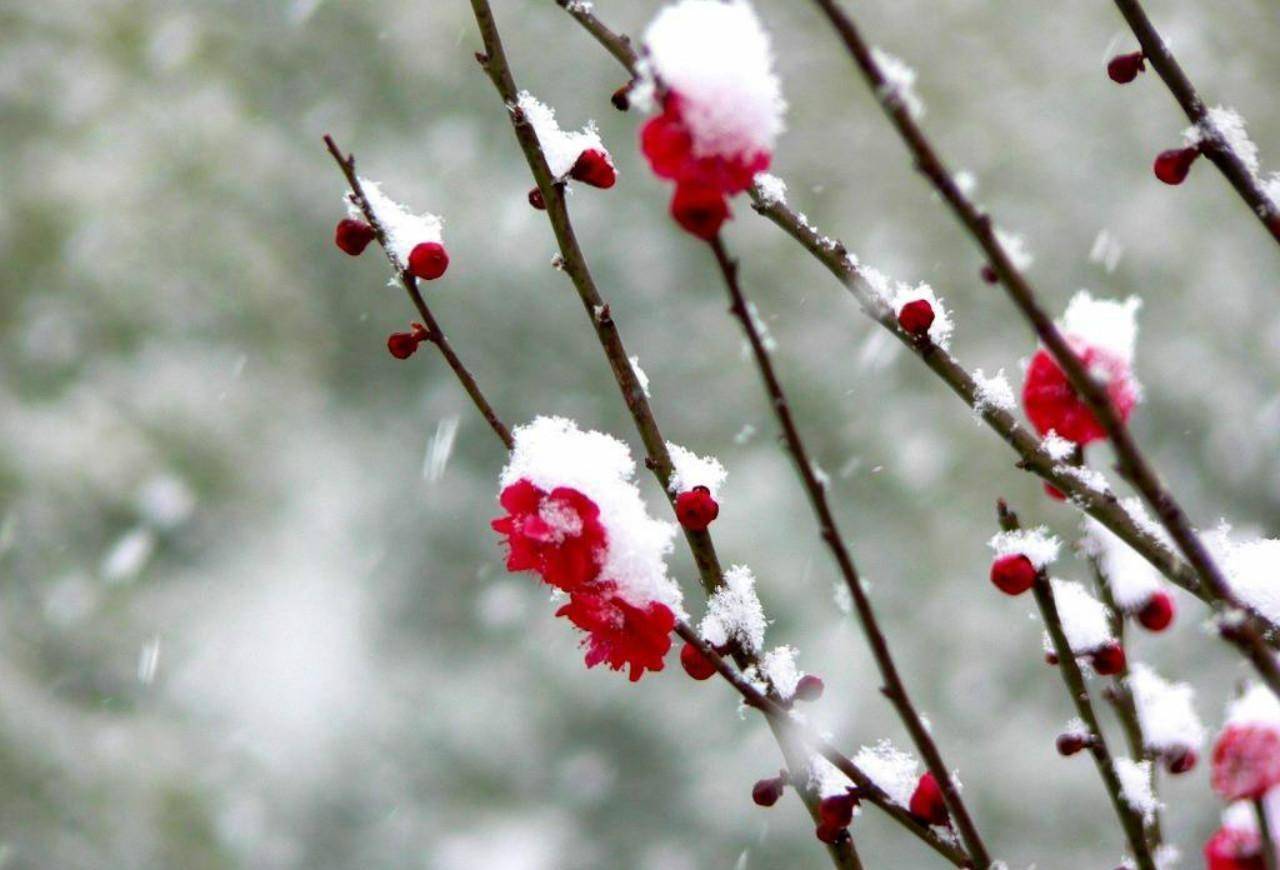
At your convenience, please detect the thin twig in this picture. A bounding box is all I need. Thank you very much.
[1257,795,1278,870]
[1109,0,1280,248]
[997,501,1155,870]
[322,135,514,450]
[805,0,1280,694]
[709,236,991,868]
[463,2,961,864]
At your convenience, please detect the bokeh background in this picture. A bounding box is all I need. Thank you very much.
[2,0,1278,867]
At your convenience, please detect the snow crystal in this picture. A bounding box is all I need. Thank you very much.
[1063,717,1090,739]
[666,441,727,498]
[754,173,787,205]
[832,581,853,615]
[644,0,786,160]
[1041,431,1076,461]
[852,739,920,808]
[1089,229,1124,274]
[1080,516,1163,610]
[101,526,156,583]
[1057,463,1110,495]
[136,473,195,529]
[953,170,977,195]
[499,416,683,613]
[995,228,1035,271]
[1114,757,1161,822]
[137,636,161,685]
[516,91,608,179]
[1129,663,1205,752]
[871,46,924,118]
[1050,578,1114,653]
[422,415,460,484]
[1061,290,1142,364]
[1225,683,1280,728]
[347,178,443,269]
[889,282,954,349]
[733,424,756,445]
[700,564,766,654]
[988,527,1061,569]
[629,356,651,398]
[760,645,802,700]
[972,368,1015,414]
[1207,525,1280,625]
[1186,107,1261,177]
[744,300,778,353]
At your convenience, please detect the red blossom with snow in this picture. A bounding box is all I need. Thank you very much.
[908,771,949,826]
[1022,343,1138,445]
[1204,825,1265,870]
[491,479,608,591]
[1212,724,1280,801]
[640,93,770,197]
[556,581,676,681]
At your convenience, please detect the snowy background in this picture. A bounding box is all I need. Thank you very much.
[2,0,1279,867]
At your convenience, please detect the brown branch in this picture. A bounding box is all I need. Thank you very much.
[1257,795,1278,870]
[997,502,1155,870]
[1110,0,1280,248]
[322,135,514,451]
[709,236,991,868]
[805,0,1280,694]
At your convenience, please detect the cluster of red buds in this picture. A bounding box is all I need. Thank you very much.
[527,148,618,209]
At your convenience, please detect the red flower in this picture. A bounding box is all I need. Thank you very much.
[491,479,607,591]
[1022,343,1137,445]
[1212,724,1280,801]
[556,582,676,681]
[640,93,770,196]
[670,182,730,240]
[1204,826,1265,870]
[990,553,1037,596]
[908,771,949,826]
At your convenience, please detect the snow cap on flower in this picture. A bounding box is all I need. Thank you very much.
[700,564,766,654]
[643,0,785,163]
[516,91,612,180]
[666,441,728,499]
[1061,290,1142,365]
[1129,664,1205,754]
[498,416,682,614]
[889,282,953,349]
[347,178,444,269]
[1207,525,1280,626]
[1080,516,1164,611]
[1226,685,1280,730]
[988,527,1061,570]
[1049,578,1114,654]
[852,739,923,808]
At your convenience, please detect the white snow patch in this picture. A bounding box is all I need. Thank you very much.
[347,178,443,268]
[666,441,727,499]
[1185,106,1261,176]
[700,564,767,654]
[1115,757,1161,822]
[1061,290,1142,364]
[1080,515,1163,610]
[1207,525,1280,626]
[973,368,1015,414]
[760,645,802,700]
[1129,663,1205,752]
[1050,578,1114,653]
[629,355,651,398]
[516,91,609,179]
[995,228,1035,271]
[754,173,788,205]
[852,739,920,808]
[1225,683,1280,729]
[988,527,1061,569]
[1041,431,1076,461]
[871,46,924,118]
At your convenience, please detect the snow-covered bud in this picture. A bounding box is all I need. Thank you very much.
[908,771,949,826]
[570,149,618,189]
[1090,641,1127,676]
[670,183,730,240]
[1107,52,1145,84]
[1203,825,1263,870]
[528,187,546,210]
[1137,591,1175,632]
[387,331,421,360]
[675,485,719,531]
[1056,732,1091,756]
[897,299,935,337]
[679,641,717,681]
[990,554,1038,596]
[1164,747,1198,775]
[335,218,376,256]
[408,241,449,281]
[818,792,856,828]
[1213,723,1280,801]
[751,773,787,807]
[794,674,825,703]
[1154,146,1200,185]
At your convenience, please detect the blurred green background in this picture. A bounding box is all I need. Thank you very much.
[2,0,1278,867]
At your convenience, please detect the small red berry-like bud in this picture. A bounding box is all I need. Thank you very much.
[528,187,546,210]
[752,775,786,807]
[1165,747,1197,775]
[980,264,998,284]
[794,674,825,702]
[675,485,719,532]
[908,771,950,826]
[1137,591,1175,632]
[1107,51,1146,84]
[408,241,449,280]
[679,642,717,681]
[897,299,935,337]
[818,793,856,828]
[335,218,376,256]
[610,85,631,111]
[815,822,848,845]
[671,182,730,241]
[1090,642,1127,676]
[387,331,420,360]
[1057,732,1090,756]
[990,553,1038,596]
[1045,650,1060,666]
[1154,147,1200,185]
[570,149,617,189]
[1044,482,1067,501]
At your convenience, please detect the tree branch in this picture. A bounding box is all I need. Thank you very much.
[1109,0,1280,248]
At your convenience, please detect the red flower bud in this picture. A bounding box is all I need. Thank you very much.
[815,822,849,845]
[528,187,546,210]
[980,264,998,284]
[610,85,631,112]
[1154,147,1200,185]
[570,149,617,189]
[1204,825,1264,870]
[818,792,856,828]
[752,775,786,807]
[675,485,719,532]
[335,218,376,256]
[908,771,950,826]
[1107,52,1146,84]
[387,331,420,360]
[1164,747,1197,775]
[990,553,1038,596]
[1045,650,1060,666]
[671,182,729,241]
[794,674,825,703]
[1090,642,1126,676]
[1137,591,1175,632]
[1044,482,1067,501]
[897,299,935,337]
[679,641,717,681]
[1057,732,1090,756]
[408,241,449,281]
